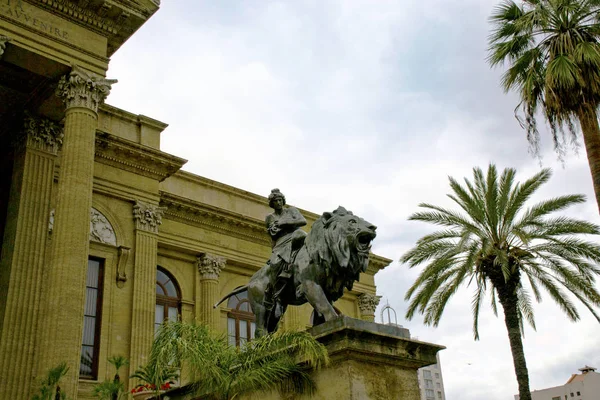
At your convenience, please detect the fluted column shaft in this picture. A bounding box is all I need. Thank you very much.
[282,306,302,331]
[37,66,116,398]
[196,254,225,332]
[129,201,164,387]
[0,116,61,399]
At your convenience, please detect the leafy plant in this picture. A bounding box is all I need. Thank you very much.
[93,355,130,400]
[402,164,600,400]
[32,362,70,400]
[147,321,329,400]
[488,0,600,213]
[129,361,179,395]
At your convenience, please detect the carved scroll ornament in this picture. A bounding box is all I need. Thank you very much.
[357,293,382,315]
[196,253,226,280]
[56,64,117,112]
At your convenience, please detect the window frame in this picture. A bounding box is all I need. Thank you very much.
[155,267,181,331]
[227,291,256,347]
[80,256,105,379]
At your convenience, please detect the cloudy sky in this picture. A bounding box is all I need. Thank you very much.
[106,1,600,399]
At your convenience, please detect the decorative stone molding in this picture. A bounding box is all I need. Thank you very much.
[95,131,186,182]
[357,293,382,315]
[90,208,117,245]
[20,113,63,154]
[196,253,226,280]
[56,65,117,113]
[160,192,269,246]
[116,246,131,288]
[133,201,166,233]
[0,35,10,58]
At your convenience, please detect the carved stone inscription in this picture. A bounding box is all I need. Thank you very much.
[1,1,69,40]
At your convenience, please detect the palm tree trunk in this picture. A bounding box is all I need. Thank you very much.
[498,291,531,400]
[576,104,600,215]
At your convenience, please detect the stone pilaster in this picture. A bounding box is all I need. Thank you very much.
[282,306,302,331]
[0,115,61,399]
[129,201,164,382]
[357,293,381,322]
[195,253,225,331]
[0,35,10,58]
[38,65,115,398]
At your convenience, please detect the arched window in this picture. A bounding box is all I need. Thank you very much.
[227,289,256,347]
[155,267,181,333]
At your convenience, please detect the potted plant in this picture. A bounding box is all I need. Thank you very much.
[92,355,129,400]
[129,362,179,400]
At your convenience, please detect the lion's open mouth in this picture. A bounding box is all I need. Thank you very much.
[356,231,376,255]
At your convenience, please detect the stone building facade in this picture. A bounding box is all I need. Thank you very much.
[0,2,390,398]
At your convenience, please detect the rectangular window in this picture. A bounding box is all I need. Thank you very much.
[423,370,432,378]
[425,389,435,399]
[437,383,441,389]
[437,392,442,399]
[577,392,580,396]
[80,258,104,378]
[425,379,433,389]
[552,397,561,400]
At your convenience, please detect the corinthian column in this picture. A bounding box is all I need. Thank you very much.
[357,293,382,322]
[38,65,116,397]
[129,201,165,383]
[195,253,225,332]
[0,115,62,399]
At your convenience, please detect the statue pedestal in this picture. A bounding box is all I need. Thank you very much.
[307,316,445,400]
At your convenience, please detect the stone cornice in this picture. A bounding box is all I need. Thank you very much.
[367,254,393,275]
[173,171,321,223]
[160,191,270,246]
[31,0,160,56]
[95,131,187,181]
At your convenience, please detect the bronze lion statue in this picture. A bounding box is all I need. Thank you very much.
[215,206,376,336]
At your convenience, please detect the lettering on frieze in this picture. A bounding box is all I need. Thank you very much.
[1,0,69,41]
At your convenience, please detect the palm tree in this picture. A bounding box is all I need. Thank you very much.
[148,321,329,400]
[401,164,600,400]
[488,0,600,213]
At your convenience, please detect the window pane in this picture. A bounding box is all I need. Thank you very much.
[227,294,238,308]
[228,318,236,346]
[239,301,249,312]
[82,316,96,346]
[86,260,100,287]
[79,346,94,376]
[155,304,164,325]
[168,307,178,322]
[156,283,165,295]
[85,288,97,316]
[165,280,177,297]
[250,322,256,339]
[239,320,248,340]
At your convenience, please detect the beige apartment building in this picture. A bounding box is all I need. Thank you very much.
[514,366,600,400]
[417,353,446,400]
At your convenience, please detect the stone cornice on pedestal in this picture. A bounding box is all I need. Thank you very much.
[357,293,382,315]
[160,192,270,246]
[32,0,161,56]
[196,253,226,280]
[95,131,187,182]
[133,200,165,234]
[56,65,117,112]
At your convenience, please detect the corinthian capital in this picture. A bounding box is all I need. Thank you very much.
[0,35,10,58]
[23,113,63,154]
[357,293,382,315]
[56,64,117,112]
[133,201,166,233]
[196,253,226,280]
